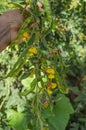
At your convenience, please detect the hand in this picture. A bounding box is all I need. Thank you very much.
[0,9,25,52]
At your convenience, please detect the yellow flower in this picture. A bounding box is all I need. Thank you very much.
[48,74,55,79]
[23,32,29,38]
[46,88,52,95]
[29,53,34,57]
[22,32,30,41]
[28,47,37,57]
[80,49,85,54]
[48,41,51,46]
[49,83,57,89]
[46,68,55,74]
[28,47,37,54]
[26,0,30,4]
[22,37,27,41]
[65,87,70,94]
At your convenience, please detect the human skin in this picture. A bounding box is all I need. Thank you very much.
[0,9,26,52]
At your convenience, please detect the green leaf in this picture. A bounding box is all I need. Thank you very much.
[55,72,66,93]
[43,0,52,22]
[43,94,74,130]
[20,76,37,96]
[6,48,28,77]
[6,87,25,112]
[7,109,28,130]
[42,20,53,37]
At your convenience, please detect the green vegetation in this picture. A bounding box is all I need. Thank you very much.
[0,0,86,130]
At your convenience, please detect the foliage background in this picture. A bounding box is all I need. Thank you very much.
[0,0,86,130]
